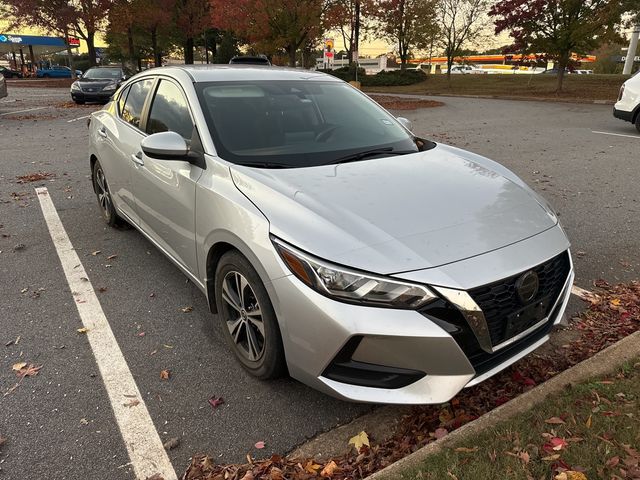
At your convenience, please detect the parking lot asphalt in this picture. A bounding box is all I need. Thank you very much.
[0,86,638,479]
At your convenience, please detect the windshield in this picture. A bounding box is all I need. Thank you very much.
[196,80,425,168]
[83,68,122,80]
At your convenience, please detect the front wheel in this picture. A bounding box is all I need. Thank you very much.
[74,99,85,105]
[635,114,640,134]
[214,251,286,380]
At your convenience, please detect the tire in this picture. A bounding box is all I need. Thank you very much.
[42,74,50,78]
[75,100,85,105]
[214,251,286,380]
[635,114,640,134]
[92,160,127,228]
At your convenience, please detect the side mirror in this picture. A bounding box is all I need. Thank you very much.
[396,117,413,132]
[141,132,188,160]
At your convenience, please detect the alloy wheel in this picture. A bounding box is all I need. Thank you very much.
[95,167,112,217]
[221,271,266,361]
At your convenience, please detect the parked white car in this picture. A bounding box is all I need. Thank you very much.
[448,65,486,75]
[614,71,640,132]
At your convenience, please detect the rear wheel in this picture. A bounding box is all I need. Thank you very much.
[214,251,286,380]
[92,160,127,228]
[635,114,640,134]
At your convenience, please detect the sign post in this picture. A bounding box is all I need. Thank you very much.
[323,38,334,69]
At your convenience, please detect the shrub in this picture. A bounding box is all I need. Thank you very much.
[318,67,425,86]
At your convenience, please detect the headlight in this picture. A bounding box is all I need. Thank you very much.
[102,83,117,92]
[71,82,80,91]
[272,236,437,309]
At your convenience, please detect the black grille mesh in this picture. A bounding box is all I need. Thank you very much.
[468,251,571,346]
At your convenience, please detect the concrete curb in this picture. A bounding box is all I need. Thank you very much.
[365,330,640,479]
[366,91,616,106]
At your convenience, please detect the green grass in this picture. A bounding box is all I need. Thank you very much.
[395,361,640,480]
[363,74,630,103]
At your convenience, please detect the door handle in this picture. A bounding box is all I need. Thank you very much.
[131,151,145,166]
[97,127,108,138]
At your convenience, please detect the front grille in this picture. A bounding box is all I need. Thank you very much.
[468,251,570,346]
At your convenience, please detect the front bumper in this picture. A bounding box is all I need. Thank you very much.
[613,107,633,122]
[269,226,573,404]
[71,90,113,103]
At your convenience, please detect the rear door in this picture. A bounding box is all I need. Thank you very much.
[131,77,202,275]
[94,77,155,224]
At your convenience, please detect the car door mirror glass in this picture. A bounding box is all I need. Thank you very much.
[141,131,188,160]
[397,117,413,132]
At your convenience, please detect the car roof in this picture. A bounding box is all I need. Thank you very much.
[137,65,340,83]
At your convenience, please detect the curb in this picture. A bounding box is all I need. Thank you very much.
[366,91,616,106]
[365,330,640,479]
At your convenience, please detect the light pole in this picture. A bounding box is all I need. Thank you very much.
[623,26,639,75]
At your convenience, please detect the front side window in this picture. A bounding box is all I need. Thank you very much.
[121,79,154,129]
[196,80,422,168]
[146,80,193,139]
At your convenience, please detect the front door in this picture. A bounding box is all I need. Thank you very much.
[131,78,202,276]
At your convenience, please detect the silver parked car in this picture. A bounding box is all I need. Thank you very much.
[88,66,573,404]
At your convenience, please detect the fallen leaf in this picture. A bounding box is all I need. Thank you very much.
[545,416,565,425]
[97,287,108,293]
[304,461,322,474]
[321,460,339,477]
[123,399,140,408]
[80,418,89,425]
[77,327,89,334]
[18,364,42,377]
[254,441,265,449]
[0,435,6,448]
[585,414,592,428]
[208,396,224,409]
[542,454,561,461]
[12,362,27,372]
[550,437,568,451]
[138,332,146,337]
[91,250,101,256]
[348,431,370,451]
[163,437,180,450]
[610,298,621,306]
[240,471,254,480]
[107,254,118,260]
[555,472,587,480]
[519,451,530,464]
[454,447,478,453]
[181,306,193,313]
[160,369,170,380]
[434,427,448,439]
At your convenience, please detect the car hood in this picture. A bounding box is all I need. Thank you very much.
[230,144,558,274]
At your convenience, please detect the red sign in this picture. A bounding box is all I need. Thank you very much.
[67,37,80,47]
[325,51,334,59]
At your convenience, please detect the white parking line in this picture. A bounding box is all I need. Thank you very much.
[35,187,178,480]
[67,114,91,123]
[0,106,46,116]
[592,130,640,140]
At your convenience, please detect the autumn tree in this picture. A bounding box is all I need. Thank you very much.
[210,0,327,66]
[138,0,175,67]
[489,0,625,92]
[176,0,212,64]
[368,0,439,69]
[437,0,490,78]
[326,0,366,65]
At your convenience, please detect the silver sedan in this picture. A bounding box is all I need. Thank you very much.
[87,66,573,404]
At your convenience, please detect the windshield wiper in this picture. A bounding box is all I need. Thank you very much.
[325,147,415,166]
[238,161,292,169]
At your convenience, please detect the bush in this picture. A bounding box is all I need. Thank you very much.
[361,69,425,86]
[318,67,425,86]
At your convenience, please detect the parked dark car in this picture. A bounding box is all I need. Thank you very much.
[229,55,271,66]
[70,66,132,104]
[0,66,22,78]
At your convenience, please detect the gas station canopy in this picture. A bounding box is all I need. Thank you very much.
[0,33,79,56]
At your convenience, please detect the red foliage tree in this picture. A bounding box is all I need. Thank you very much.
[210,0,327,66]
[489,0,625,92]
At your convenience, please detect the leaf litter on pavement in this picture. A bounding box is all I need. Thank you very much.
[182,280,640,479]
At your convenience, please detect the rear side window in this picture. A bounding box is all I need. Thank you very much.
[146,80,193,139]
[121,79,154,129]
